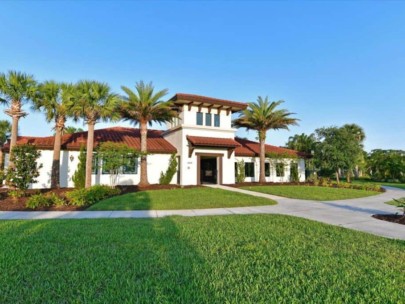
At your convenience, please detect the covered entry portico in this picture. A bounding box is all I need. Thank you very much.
[187,135,241,186]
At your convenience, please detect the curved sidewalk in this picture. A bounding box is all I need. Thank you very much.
[0,185,404,240]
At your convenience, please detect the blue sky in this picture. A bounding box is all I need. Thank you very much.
[0,1,404,151]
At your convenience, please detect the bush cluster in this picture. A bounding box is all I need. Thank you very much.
[66,185,121,207]
[26,192,66,209]
[311,178,382,192]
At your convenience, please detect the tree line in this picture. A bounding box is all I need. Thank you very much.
[286,126,405,183]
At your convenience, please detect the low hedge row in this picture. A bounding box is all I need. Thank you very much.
[26,185,121,209]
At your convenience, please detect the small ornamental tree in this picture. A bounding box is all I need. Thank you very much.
[159,154,178,185]
[97,142,139,187]
[72,146,86,189]
[235,159,246,183]
[6,144,42,192]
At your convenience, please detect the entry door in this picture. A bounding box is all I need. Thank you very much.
[201,157,217,184]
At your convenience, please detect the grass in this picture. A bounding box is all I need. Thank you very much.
[0,215,404,303]
[240,185,380,200]
[87,187,276,210]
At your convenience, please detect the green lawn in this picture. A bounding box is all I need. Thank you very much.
[241,185,380,200]
[0,215,403,303]
[350,178,405,190]
[87,187,276,210]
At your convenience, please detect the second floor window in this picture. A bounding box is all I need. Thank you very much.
[214,114,220,127]
[196,112,203,125]
[205,113,212,126]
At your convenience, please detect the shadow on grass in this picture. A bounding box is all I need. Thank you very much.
[0,194,219,303]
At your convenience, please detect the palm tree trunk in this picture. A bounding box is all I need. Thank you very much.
[139,121,149,186]
[51,116,65,188]
[336,170,340,184]
[8,113,20,168]
[259,131,266,183]
[85,121,95,188]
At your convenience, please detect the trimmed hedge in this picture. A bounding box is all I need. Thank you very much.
[66,185,121,207]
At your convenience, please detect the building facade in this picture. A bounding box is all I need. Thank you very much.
[4,94,305,189]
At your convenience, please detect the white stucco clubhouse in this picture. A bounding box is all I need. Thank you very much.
[4,94,306,189]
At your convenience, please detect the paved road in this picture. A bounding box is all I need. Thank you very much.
[0,185,404,240]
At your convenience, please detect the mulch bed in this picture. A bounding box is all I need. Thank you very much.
[372,214,405,225]
[0,184,200,211]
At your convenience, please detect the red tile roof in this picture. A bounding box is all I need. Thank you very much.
[235,137,302,157]
[5,127,177,154]
[187,136,241,148]
[170,93,248,112]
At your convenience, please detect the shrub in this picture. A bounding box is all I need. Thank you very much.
[25,192,67,209]
[8,189,25,199]
[26,194,52,209]
[66,185,121,207]
[159,154,178,185]
[392,198,405,215]
[72,146,86,189]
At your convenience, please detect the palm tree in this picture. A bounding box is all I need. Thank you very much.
[286,133,316,154]
[33,81,74,188]
[0,71,37,166]
[342,123,366,181]
[70,81,120,188]
[0,120,11,169]
[63,126,84,134]
[120,81,177,186]
[233,96,299,183]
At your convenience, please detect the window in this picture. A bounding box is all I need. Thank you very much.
[205,113,212,126]
[196,112,203,125]
[276,163,285,177]
[102,156,138,174]
[265,163,271,177]
[245,162,255,177]
[122,157,138,174]
[214,114,220,127]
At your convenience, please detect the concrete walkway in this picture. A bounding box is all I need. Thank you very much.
[0,185,404,240]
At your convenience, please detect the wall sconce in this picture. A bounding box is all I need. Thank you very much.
[70,155,74,162]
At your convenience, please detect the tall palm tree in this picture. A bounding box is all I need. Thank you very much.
[0,120,12,169]
[70,81,120,188]
[120,81,177,186]
[33,81,74,188]
[233,96,299,183]
[0,71,37,166]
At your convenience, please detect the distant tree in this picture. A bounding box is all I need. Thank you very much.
[286,133,316,154]
[64,126,84,134]
[314,126,362,183]
[33,81,75,188]
[367,149,405,182]
[0,71,37,167]
[6,144,42,192]
[70,81,120,188]
[234,97,299,183]
[119,81,177,186]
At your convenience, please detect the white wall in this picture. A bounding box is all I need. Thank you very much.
[4,150,176,189]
